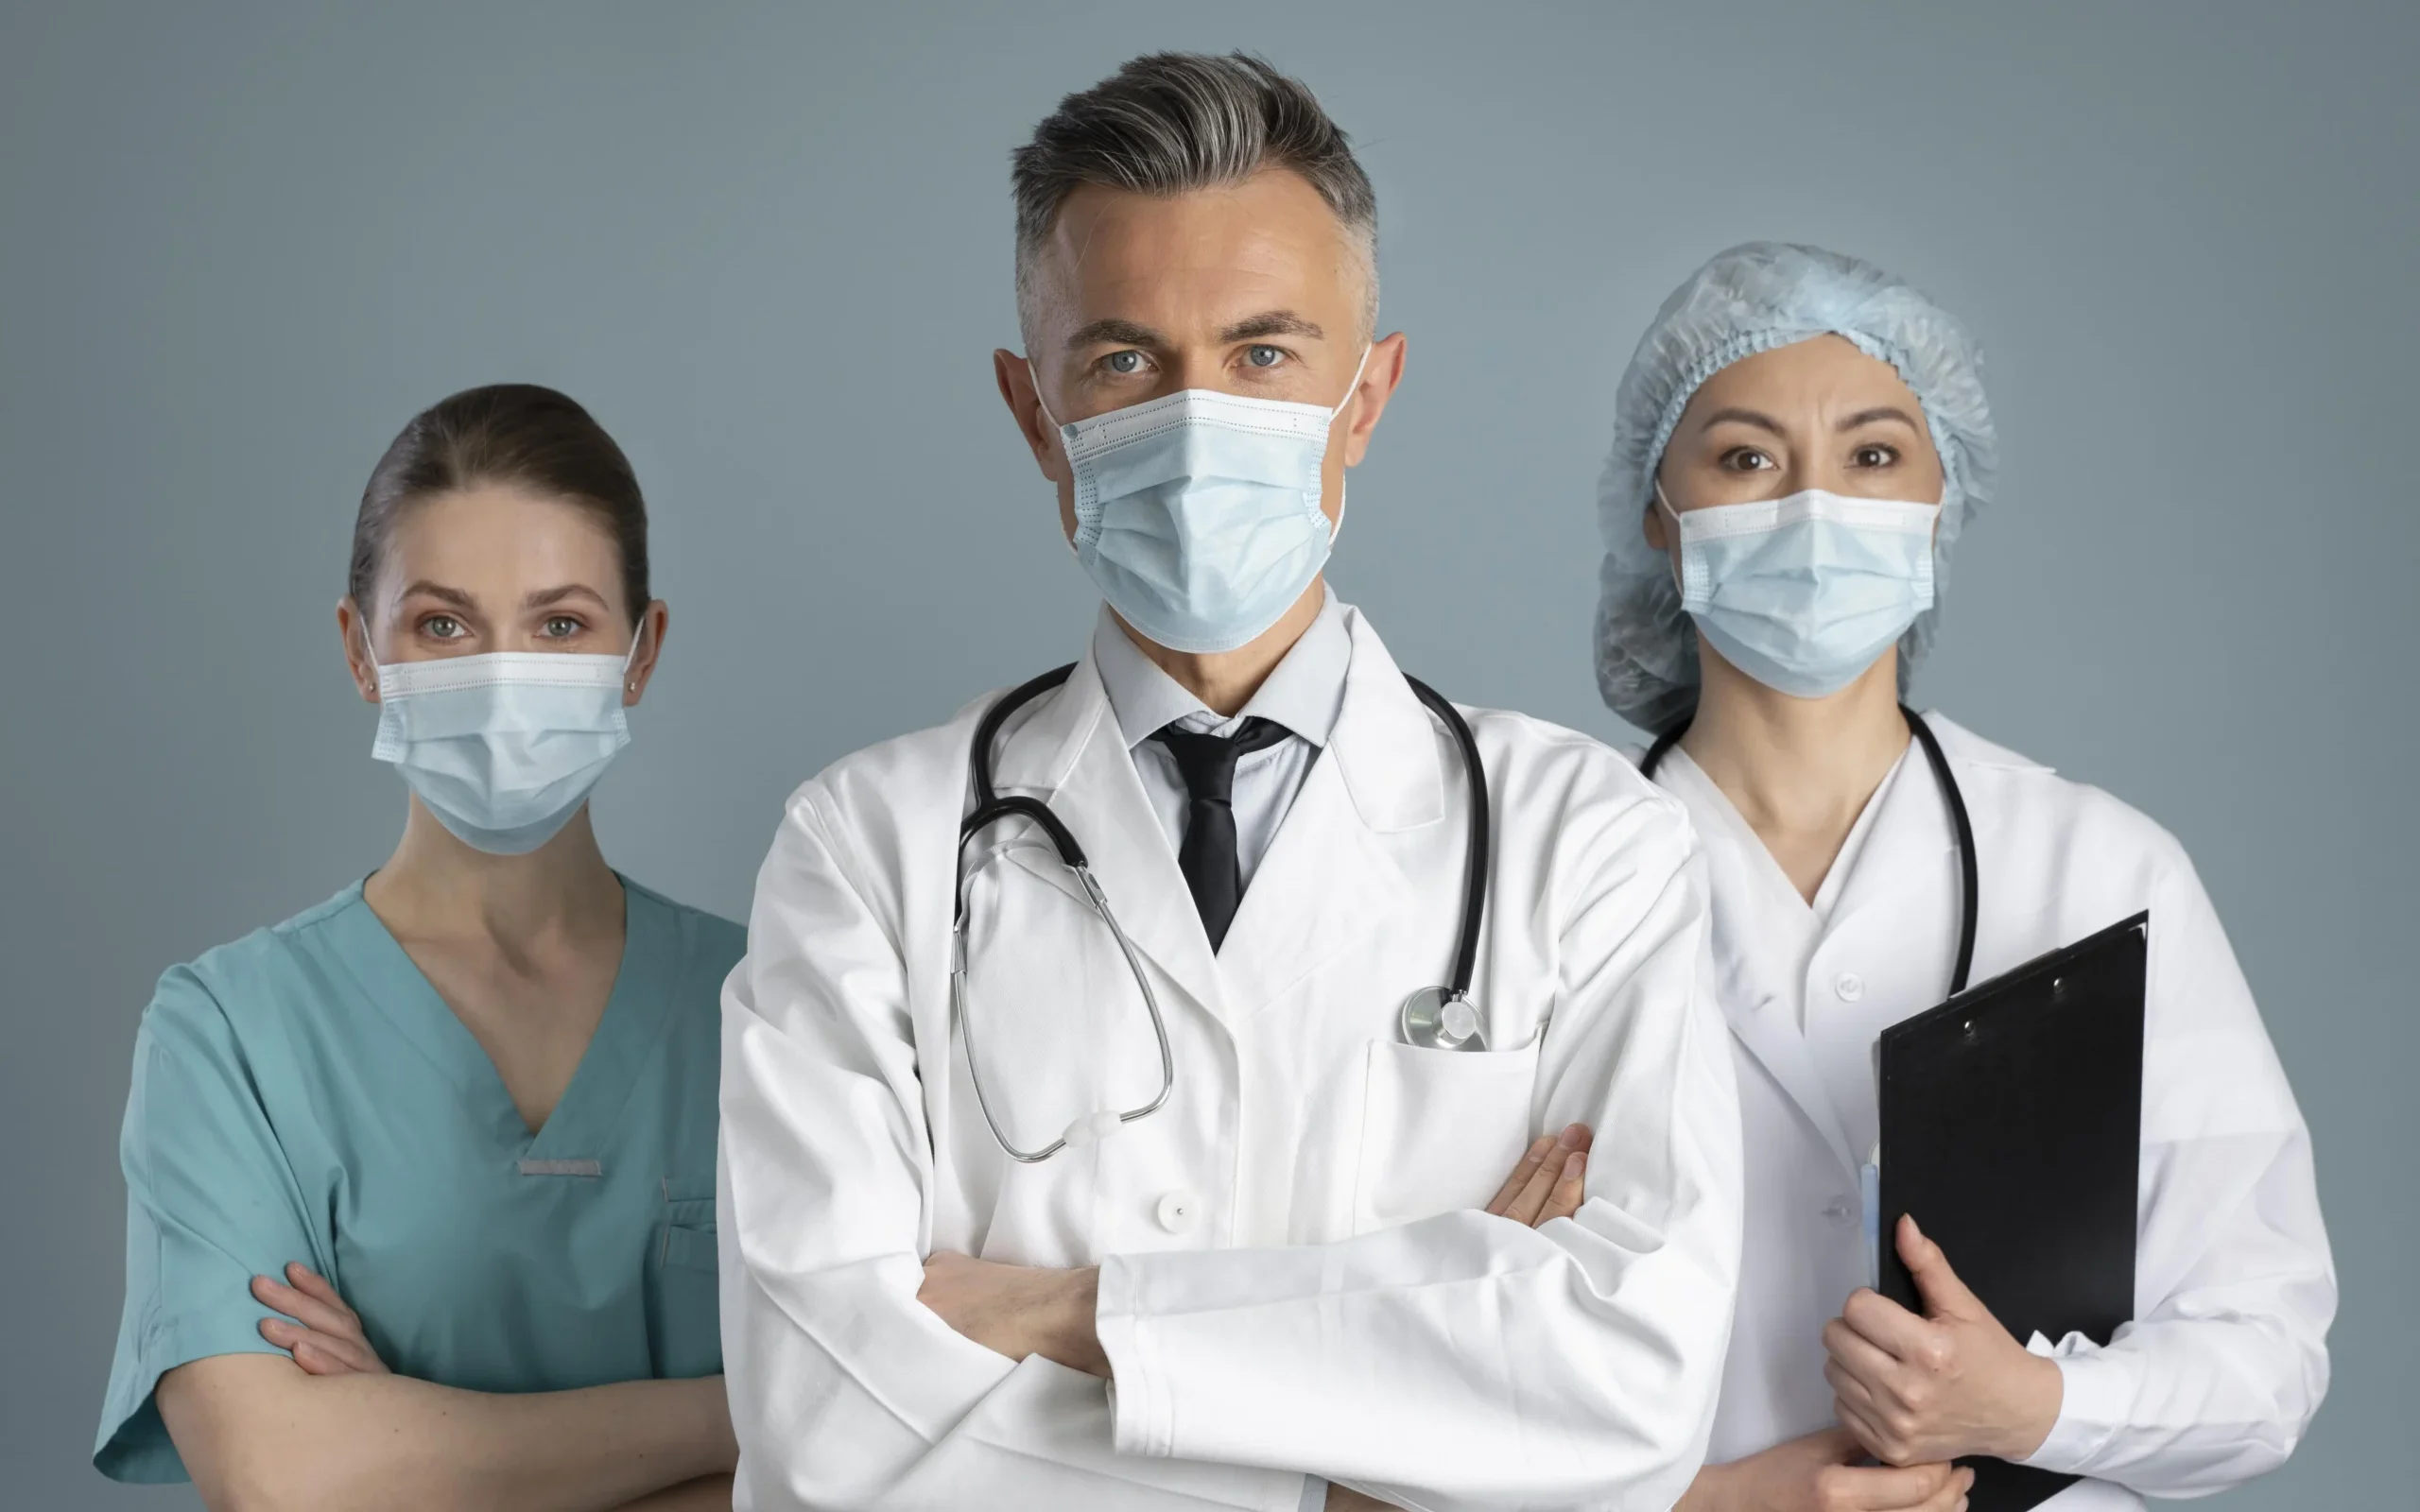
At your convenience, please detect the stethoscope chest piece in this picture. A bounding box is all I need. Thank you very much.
[1400,986,1488,1052]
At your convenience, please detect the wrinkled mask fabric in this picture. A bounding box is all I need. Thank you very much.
[1663,485,1939,698]
[371,640,636,854]
[1046,353,1366,654]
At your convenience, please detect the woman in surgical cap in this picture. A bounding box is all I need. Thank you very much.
[1595,245,2335,1512]
[95,386,739,1509]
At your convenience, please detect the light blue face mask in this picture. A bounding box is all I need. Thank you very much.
[369,637,638,855]
[1046,352,1366,654]
[1661,484,1939,698]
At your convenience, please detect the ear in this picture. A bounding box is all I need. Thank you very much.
[994,349,1068,485]
[621,602,671,707]
[1337,332,1409,468]
[337,599,378,704]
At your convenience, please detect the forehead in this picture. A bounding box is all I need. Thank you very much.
[1689,334,1923,417]
[1031,168,1360,335]
[380,486,622,595]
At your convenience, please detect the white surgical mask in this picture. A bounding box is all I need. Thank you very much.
[368,629,641,854]
[1661,483,1939,698]
[1043,350,1367,654]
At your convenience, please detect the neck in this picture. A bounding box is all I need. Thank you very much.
[1120,579,1325,717]
[364,799,625,944]
[1680,644,1910,839]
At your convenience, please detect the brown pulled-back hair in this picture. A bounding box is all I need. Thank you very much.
[349,384,649,621]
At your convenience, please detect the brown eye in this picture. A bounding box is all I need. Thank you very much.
[1720,448,1775,472]
[1852,444,1899,468]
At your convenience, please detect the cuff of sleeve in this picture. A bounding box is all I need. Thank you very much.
[1299,1476,1326,1511]
[1096,1254,1173,1458]
[2015,1332,2136,1475]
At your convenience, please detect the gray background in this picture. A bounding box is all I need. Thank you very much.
[3,1,2411,1504]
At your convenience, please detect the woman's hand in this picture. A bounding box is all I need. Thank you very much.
[1823,1216,2063,1466]
[251,1262,390,1377]
[1679,1428,1970,1511]
[1484,1124,1593,1227]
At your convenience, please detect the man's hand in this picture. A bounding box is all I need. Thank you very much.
[1678,1428,1971,1511]
[1484,1123,1593,1227]
[1824,1215,2063,1466]
[252,1263,390,1377]
[918,1253,1109,1377]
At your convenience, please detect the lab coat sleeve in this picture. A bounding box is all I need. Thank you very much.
[1094,792,1744,1512]
[717,784,1310,1512]
[2015,851,2335,1493]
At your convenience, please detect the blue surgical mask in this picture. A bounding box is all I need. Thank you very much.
[1046,352,1367,654]
[1661,484,1939,698]
[369,636,639,854]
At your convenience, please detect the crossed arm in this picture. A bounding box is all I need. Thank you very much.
[155,1264,735,1512]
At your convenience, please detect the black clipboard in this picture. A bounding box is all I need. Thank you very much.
[1876,911,2148,1512]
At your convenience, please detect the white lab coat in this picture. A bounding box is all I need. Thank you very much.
[1653,714,2333,1509]
[717,606,1743,1511]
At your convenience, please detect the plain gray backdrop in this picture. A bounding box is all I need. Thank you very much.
[3,1,2411,1504]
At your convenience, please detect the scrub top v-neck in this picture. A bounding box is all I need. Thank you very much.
[95,876,743,1485]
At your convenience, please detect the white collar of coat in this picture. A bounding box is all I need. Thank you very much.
[990,597,1444,833]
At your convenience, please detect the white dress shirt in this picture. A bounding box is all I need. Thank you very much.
[1092,589,1351,896]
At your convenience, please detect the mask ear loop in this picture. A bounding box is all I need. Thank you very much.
[1324,344,1376,544]
[620,614,653,696]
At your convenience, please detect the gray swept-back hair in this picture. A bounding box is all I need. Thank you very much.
[1011,52,1378,350]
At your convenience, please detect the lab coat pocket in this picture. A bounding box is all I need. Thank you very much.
[645,1176,720,1379]
[1355,1038,1542,1231]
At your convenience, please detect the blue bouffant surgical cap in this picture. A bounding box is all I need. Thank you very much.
[1593,242,1998,734]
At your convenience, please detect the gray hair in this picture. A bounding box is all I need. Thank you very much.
[1011,52,1379,351]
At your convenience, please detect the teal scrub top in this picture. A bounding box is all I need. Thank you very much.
[95,877,743,1484]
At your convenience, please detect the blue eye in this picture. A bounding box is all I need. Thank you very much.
[1246,345,1283,368]
[1105,351,1145,374]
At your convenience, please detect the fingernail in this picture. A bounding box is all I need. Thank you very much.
[1557,1123,1585,1148]
[1562,1151,1585,1177]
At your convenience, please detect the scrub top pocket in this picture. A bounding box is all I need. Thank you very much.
[1354,1038,1542,1232]
[645,1175,721,1379]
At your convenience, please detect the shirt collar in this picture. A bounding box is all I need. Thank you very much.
[1092,587,1353,750]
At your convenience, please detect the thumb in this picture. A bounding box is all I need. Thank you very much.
[1900,1214,1987,1321]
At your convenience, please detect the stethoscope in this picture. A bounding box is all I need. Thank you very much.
[951,662,1494,1162]
[1639,704,1979,997]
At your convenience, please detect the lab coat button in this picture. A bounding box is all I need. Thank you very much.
[1835,972,1866,1002]
[1824,1196,1857,1220]
[1154,1190,1200,1235]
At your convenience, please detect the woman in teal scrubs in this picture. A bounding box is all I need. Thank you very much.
[95,385,742,1509]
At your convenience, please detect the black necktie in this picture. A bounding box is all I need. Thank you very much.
[1151,717,1294,952]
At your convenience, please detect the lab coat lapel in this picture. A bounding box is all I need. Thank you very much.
[1670,753,1861,1179]
[1716,943,1862,1179]
[1217,610,1436,1022]
[986,653,1229,1023]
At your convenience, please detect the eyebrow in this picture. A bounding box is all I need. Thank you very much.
[1218,310,1324,343]
[397,580,475,609]
[1066,318,1166,351]
[1837,405,1923,433]
[1691,406,1788,438]
[525,584,612,611]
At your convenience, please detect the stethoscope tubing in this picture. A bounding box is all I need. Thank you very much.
[954,661,1493,1160]
[1639,703,1977,997]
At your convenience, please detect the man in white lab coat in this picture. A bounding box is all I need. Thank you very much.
[717,53,1743,1511]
